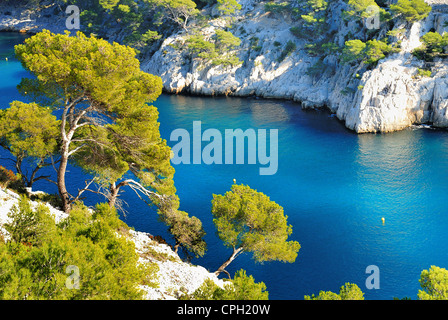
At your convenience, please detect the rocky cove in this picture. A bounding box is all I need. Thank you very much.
[1,1,448,134]
[146,0,448,134]
[4,5,448,299]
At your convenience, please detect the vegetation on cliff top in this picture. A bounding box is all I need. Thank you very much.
[1,0,448,301]
[0,197,158,299]
[6,0,436,72]
[0,29,295,299]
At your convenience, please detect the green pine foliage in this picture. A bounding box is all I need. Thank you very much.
[278,40,297,62]
[183,269,269,300]
[0,101,59,188]
[0,198,158,300]
[185,30,242,67]
[3,30,206,259]
[413,31,448,61]
[390,0,432,23]
[216,0,242,16]
[418,266,448,300]
[212,184,300,276]
[15,30,165,212]
[264,1,290,14]
[342,38,399,66]
[146,0,200,31]
[304,283,365,300]
[344,0,391,23]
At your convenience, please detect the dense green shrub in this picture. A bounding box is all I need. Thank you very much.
[4,197,57,247]
[216,0,242,16]
[185,30,242,67]
[305,42,339,56]
[278,40,297,62]
[415,68,432,78]
[289,26,305,38]
[418,266,448,300]
[264,1,290,14]
[214,29,241,50]
[390,0,431,23]
[413,31,448,61]
[286,0,329,38]
[342,39,367,63]
[183,269,269,300]
[124,29,162,49]
[342,38,399,66]
[304,283,365,300]
[0,198,158,300]
[344,0,391,23]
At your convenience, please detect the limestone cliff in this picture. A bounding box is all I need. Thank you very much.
[0,186,223,300]
[1,1,448,133]
[143,0,448,133]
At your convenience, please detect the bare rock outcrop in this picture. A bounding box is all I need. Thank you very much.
[144,0,448,133]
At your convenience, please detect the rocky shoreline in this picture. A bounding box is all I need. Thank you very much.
[144,0,448,133]
[1,1,448,134]
[0,186,224,300]
[0,3,228,300]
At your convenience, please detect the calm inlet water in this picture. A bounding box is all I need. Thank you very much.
[2,32,448,300]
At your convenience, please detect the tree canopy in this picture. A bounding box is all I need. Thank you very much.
[390,0,431,23]
[418,266,448,300]
[0,101,59,188]
[146,0,199,31]
[15,29,163,212]
[304,283,365,300]
[0,197,158,299]
[342,38,399,66]
[8,29,206,258]
[211,183,300,277]
[186,269,269,300]
[413,31,448,61]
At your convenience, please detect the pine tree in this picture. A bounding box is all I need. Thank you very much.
[0,101,59,188]
[15,30,163,212]
[211,183,300,277]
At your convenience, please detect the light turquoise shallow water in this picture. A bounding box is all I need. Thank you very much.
[2,32,448,300]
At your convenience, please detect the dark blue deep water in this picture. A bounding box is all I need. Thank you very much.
[2,32,448,300]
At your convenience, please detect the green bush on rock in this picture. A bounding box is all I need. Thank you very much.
[0,198,158,300]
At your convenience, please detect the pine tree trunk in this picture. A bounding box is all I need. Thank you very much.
[58,145,70,213]
[214,247,244,277]
[109,183,120,209]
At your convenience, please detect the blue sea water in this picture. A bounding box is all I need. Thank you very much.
[2,32,448,300]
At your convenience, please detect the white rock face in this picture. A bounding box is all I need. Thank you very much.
[0,186,223,300]
[129,229,225,300]
[0,4,67,34]
[143,0,448,133]
[1,1,448,133]
[0,187,68,231]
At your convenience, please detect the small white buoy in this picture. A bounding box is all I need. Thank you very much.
[5,57,8,61]
[381,217,385,225]
[233,178,236,184]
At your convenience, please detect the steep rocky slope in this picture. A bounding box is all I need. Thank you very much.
[1,1,448,134]
[144,0,448,133]
[0,187,223,300]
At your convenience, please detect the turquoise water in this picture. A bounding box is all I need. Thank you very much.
[2,32,448,300]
